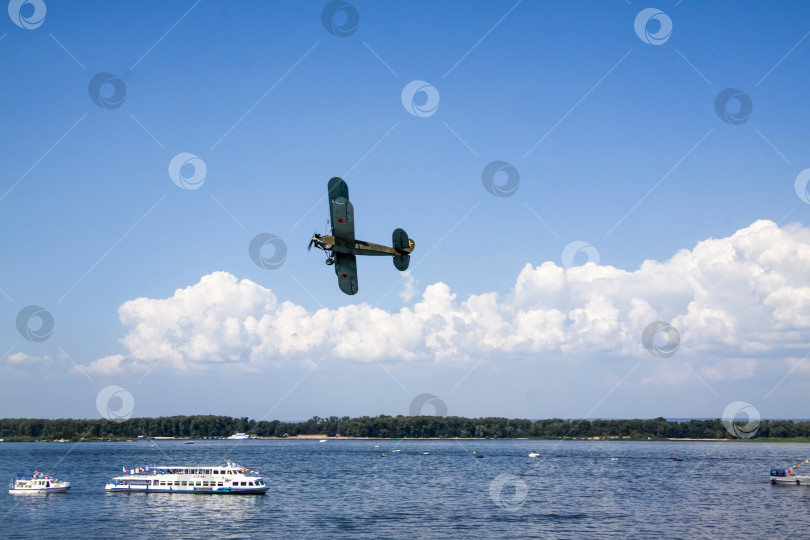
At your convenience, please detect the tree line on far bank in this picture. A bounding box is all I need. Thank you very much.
[0,415,808,441]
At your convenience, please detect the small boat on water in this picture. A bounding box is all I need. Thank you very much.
[392,449,401,454]
[422,452,430,455]
[10,473,70,494]
[105,461,267,494]
[528,451,540,458]
[184,441,194,445]
[669,455,683,461]
[319,439,328,443]
[771,468,810,485]
[226,433,250,440]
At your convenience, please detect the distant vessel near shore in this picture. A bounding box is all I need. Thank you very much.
[226,433,250,440]
[105,461,267,494]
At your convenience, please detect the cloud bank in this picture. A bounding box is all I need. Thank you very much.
[82,220,810,376]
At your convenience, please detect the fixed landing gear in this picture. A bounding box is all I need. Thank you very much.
[326,258,334,266]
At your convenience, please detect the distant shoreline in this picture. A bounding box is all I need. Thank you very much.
[2,415,808,443]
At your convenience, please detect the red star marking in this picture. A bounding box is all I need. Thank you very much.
[341,273,348,278]
[337,218,345,224]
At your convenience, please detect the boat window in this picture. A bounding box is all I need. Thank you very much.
[213,470,218,474]
[218,482,223,487]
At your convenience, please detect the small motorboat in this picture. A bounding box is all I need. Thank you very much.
[770,468,810,485]
[392,449,401,454]
[381,453,387,458]
[669,455,683,461]
[422,452,430,455]
[610,458,619,461]
[10,473,70,494]
[528,451,540,458]
[319,439,327,443]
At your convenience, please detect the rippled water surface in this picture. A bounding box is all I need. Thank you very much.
[1,439,809,538]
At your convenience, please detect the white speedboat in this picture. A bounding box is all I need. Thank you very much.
[105,461,267,494]
[10,473,70,494]
[771,468,810,485]
[226,433,250,440]
[528,451,540,458]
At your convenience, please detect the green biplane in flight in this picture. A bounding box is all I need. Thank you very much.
[308,177,415,295]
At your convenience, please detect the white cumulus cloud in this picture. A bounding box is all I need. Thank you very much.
[83,220,810,378]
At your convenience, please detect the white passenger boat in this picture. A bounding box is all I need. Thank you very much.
[226,433,250,440]
[10,472,70,494]
[105,461,267,494]
[528,451,540,458]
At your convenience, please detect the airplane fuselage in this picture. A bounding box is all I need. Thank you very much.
[315,235,408,257]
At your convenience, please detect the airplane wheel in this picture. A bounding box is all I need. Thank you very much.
[326,258,334,266]
[324,243,333,250]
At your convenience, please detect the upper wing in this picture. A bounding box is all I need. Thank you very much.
[330,196,355,246]
[334,253,358,295]
[328,177,349,225]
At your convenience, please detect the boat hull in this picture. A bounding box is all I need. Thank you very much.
[10,487,70,494]
[105,484,266,495]
[771,476,810,485]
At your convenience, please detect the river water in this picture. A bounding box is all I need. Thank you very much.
[1,439,808,538]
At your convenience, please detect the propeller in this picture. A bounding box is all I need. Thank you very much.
[308,232,318,252]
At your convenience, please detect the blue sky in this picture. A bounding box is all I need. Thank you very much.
[2,0,810,425]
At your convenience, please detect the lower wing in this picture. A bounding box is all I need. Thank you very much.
[334,253,358,295]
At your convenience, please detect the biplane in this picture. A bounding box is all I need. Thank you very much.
[308,177,415,295]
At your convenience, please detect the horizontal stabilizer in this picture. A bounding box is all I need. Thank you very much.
[393,254,410,271]
[393,228,414,253]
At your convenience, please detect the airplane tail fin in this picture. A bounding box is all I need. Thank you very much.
[393,228,413,271]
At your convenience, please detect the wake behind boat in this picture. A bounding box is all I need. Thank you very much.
[105,461,267,494]
[10,472,70,494]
